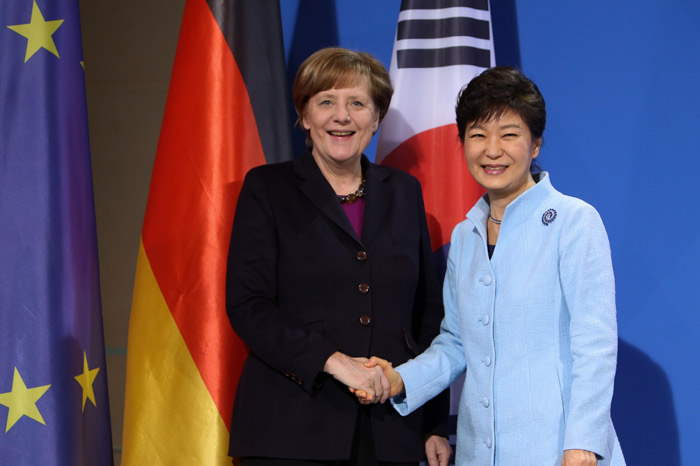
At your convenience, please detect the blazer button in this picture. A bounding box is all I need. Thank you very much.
[356,250,368,260]
[480,396,490,407]
[359,315,371,326]
[358,283,370,293]
[480,314,490,325]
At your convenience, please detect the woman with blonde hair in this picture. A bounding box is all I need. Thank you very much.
[226,47,451,466]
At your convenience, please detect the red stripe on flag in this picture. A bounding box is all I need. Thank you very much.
[141,0,266,428]
[382,124,484,251]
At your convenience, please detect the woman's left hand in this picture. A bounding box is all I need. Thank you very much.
[425,435,452,466]
[562,449,597,466]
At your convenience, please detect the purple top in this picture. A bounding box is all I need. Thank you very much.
[341,198,365,238]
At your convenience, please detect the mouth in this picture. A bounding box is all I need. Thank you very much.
[482,164,507,175]
[328,130,355,137]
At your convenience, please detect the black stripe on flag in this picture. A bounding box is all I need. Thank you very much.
[401,0,489,11]
[397,17,490,40]
[397,46,491,69]
[206,0,292,164]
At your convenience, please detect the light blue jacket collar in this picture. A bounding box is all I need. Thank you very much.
[467,171,554,240]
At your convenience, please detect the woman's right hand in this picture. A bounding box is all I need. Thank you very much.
[324,352,391,403]
[351,356,405,403]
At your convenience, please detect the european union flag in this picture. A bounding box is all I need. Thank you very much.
[0,1,113,464]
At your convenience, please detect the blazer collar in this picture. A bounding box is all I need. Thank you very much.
[361,158,393,246]
[468,171,554,238]
[294,152,393,246]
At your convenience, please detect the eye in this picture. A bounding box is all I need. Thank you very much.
[350,100,365,107]
[469,133,485,139]
[319,99,332,106]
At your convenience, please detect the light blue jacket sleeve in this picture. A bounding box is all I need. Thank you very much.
[392,224,468,415]
[559,204,618,459]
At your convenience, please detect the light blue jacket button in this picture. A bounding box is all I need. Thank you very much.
[480,397,489,407]
[483,356,492,366]
[481,315,490,325]
[482,275,492,285]
[485,438,492,448]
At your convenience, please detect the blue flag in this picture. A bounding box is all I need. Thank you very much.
[0,0,113,464]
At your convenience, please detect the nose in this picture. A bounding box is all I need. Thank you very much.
[485,136,502,159]
[333,103,351,123]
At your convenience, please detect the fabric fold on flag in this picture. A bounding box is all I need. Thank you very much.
[0,0,113,464]
[121,0,292,464]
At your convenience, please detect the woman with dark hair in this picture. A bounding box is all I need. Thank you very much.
[226,47,451,466]
[359,67,625,466]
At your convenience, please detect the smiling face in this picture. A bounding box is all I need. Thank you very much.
[301,81,379,171]
[463,111,541,203]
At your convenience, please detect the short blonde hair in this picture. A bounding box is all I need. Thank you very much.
[292,47,393,134]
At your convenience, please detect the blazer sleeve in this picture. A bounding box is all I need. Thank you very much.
[225,168,338,394]
[559,204,618,459]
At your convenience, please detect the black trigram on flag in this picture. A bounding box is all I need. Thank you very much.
[396,0,493,69]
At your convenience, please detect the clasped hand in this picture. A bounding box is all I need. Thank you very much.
[324,353,404,403]
[348,356,404,404]
[324,352,392,403]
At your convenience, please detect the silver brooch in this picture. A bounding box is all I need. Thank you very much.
[542,209,557,226]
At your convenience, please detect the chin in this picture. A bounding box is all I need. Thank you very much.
[332,152,362,163]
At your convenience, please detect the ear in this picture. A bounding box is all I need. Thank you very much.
[371,110,380,134]
[301,110,310,131]
[532,138,542,159]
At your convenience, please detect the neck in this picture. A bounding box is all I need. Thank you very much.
[486,174,536,220]
[312,152,363,195]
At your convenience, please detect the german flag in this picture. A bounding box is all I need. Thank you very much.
[121,1,291,464]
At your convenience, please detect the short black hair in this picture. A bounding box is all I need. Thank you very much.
[456,66,546,144]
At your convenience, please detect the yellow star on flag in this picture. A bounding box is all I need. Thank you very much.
[7,0,64,63]
[0,368,51,432]
[74,352,100,411]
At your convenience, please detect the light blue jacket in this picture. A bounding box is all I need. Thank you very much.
[393,173,625,465]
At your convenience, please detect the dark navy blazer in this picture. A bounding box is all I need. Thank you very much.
[226,152,448,461]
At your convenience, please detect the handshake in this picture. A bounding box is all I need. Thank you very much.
[323,352,406,404]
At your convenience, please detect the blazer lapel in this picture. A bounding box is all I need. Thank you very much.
[361,161,393,246]
[294,152,361,243]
